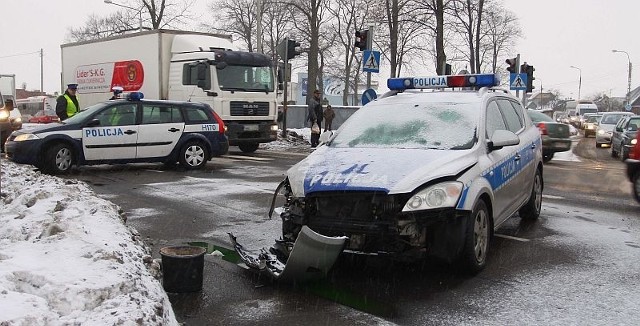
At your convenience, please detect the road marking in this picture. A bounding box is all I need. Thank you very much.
[494,234,530,242]
[542,194,564,200]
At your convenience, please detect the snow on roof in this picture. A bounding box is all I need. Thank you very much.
[0,160,178,325]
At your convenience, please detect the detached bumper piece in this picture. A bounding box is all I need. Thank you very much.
[228,226,347,282]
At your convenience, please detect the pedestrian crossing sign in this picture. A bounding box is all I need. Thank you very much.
[509,73,527,90]
[363,50,380,73]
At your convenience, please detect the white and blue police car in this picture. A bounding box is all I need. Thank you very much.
[5,92,229,174]
[271,74,543,273]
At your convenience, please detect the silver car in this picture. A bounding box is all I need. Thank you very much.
[596,112,635,148]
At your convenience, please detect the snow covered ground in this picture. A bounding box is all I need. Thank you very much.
[0,160,178,325]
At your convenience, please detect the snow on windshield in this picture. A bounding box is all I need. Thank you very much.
[330,97,480,150]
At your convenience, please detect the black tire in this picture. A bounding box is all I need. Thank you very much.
[238,142,259,153]
[620,147,629,161]
[43,143,74,175]
[519,167,543,220]
[633,173,640,203]
[611,145,618,158]
[178,141,209,169]
[542,152,554,163]
[458,200,490,274]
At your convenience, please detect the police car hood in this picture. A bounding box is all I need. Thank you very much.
[286,146,478,197]
[17,123,66,135]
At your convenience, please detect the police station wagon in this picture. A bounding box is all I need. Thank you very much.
[271,74,543,274]
[5,93,229,174]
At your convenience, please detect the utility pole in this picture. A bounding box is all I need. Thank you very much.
[40,48,43,92]
[366,24,374,90]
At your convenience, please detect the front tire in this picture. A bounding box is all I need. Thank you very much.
[178,141,209,169]
[43,143,74,175]
[458,200,490,274]
[238,142,259,153]
[519,167,543,220]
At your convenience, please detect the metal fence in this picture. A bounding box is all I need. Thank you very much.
[278,105,361,130]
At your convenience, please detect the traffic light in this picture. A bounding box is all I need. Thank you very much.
[287,39,301,60]
[355,30,369,51]
[506,57,517,73]
[525,64,535,93]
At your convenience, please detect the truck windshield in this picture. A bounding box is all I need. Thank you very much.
[217,65,274,92]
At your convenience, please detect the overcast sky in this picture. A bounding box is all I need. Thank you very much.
[0,0,637,100]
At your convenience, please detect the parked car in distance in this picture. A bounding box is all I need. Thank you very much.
[0,105,22,152]
[527,109,572,163]
[611,115,639,161]
[583,114,602,137]
[596,112,635,148]
[626,128,640,203]
[28,109,60,124]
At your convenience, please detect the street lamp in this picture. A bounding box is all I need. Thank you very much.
[569,65,582,100]
[612,49,632,106]
[104,0,143,32]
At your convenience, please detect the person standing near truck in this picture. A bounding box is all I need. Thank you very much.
[56,83,80,121]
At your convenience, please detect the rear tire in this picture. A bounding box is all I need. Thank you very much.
[178,141,209,169]
[238,142,259,153]
[519,168,543,220]
[43,143,74,175]
[458,200,490,274]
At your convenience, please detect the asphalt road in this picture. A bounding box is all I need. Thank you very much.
[58,140,640,326]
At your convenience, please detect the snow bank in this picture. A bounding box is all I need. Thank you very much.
[0,160,178,325]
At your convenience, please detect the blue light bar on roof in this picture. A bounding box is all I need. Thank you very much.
[387,73,500,91]
[127,92,144,101]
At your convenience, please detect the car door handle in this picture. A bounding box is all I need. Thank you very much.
[530,143,536,149]
[514,154,521,162]
[124,130,137,135]
[168,128,180,132]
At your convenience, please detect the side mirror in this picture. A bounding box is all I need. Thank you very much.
[86,119,100,127]
[488,129,520,151]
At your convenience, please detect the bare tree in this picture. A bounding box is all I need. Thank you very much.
[482,3,521,73]
[326,0,372,105]
[201,0,257,51]
[67,0,196,41]
[287,0,330,103]
[448,0,487,73]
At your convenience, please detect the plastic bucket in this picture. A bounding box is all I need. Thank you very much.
[160,245,207,293]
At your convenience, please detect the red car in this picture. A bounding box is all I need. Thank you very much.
[626,129,640,203]
[28,109,60,124]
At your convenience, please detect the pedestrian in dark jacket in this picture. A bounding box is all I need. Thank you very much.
[323,105,335,132]
[56,83,80,121]
[307,89,323,147]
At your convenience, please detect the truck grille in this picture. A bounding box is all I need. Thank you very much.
[230,101,269,116]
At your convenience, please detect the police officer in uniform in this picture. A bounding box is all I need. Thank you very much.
[56,83,80,121]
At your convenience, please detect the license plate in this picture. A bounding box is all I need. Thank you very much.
[244,125,259,131]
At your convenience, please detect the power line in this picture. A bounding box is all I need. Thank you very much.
[0,51,40,59]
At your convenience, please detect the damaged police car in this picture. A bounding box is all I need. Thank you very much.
[271,74,543,274]
[5,92,229,174]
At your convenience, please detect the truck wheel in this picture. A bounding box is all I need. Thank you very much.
[178,141,209,169]
[239,143,259,153]
[43,143,74,175]
[519,168,543,220]
[457,199,490,274]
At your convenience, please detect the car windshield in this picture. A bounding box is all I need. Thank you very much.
[601,114,629,125]
[329,98,479,150]
[62,102,110,124]
[586,115,602,123]
[527,110,554,122]
[628,117,640,131]
[217,65,274,92]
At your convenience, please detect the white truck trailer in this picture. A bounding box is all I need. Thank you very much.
[61,29,278,152]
